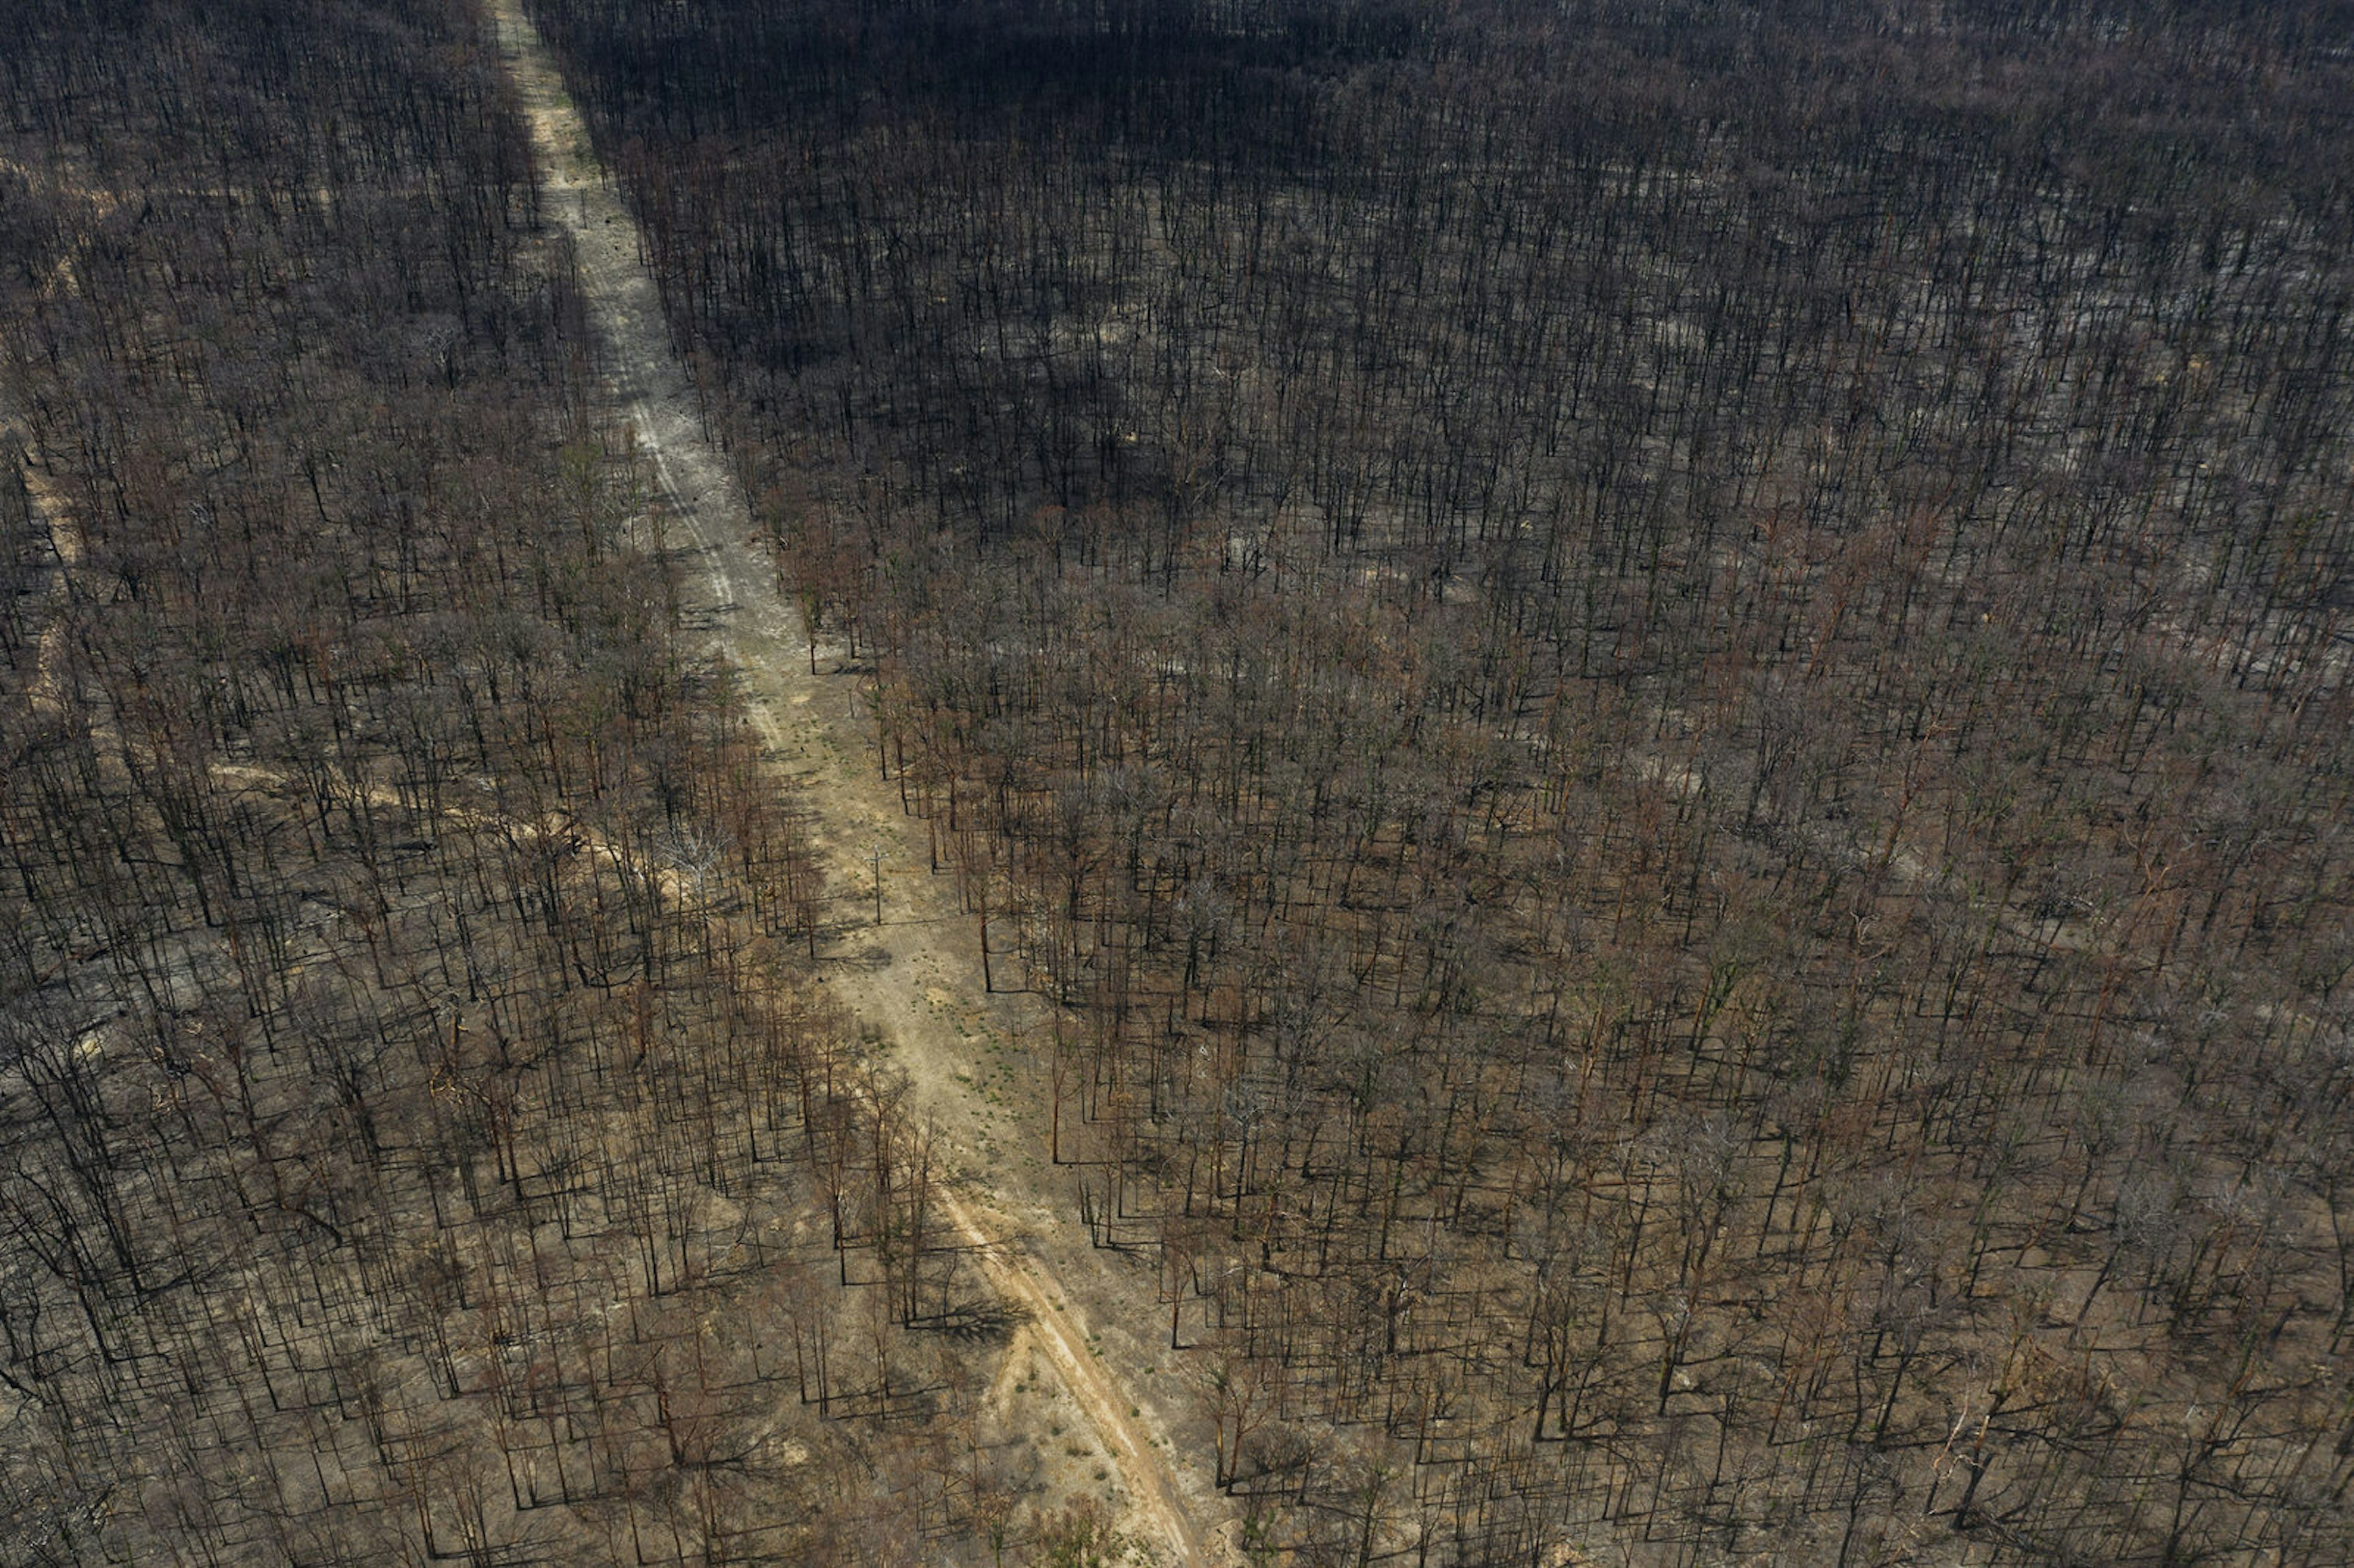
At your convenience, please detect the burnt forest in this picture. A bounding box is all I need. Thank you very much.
[5,1,2354,1565]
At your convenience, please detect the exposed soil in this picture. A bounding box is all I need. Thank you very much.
[489,5,1227,1559]
[6,430,80,719]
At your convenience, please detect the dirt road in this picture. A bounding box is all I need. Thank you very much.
[487,5,1219,1561]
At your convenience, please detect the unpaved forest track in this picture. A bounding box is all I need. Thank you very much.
[5,423,82,719]
[487,5,1217,1561]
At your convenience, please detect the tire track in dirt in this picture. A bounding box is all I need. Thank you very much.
[487,6,1216,1561]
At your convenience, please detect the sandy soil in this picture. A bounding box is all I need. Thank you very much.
[488,6,1227,1560]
